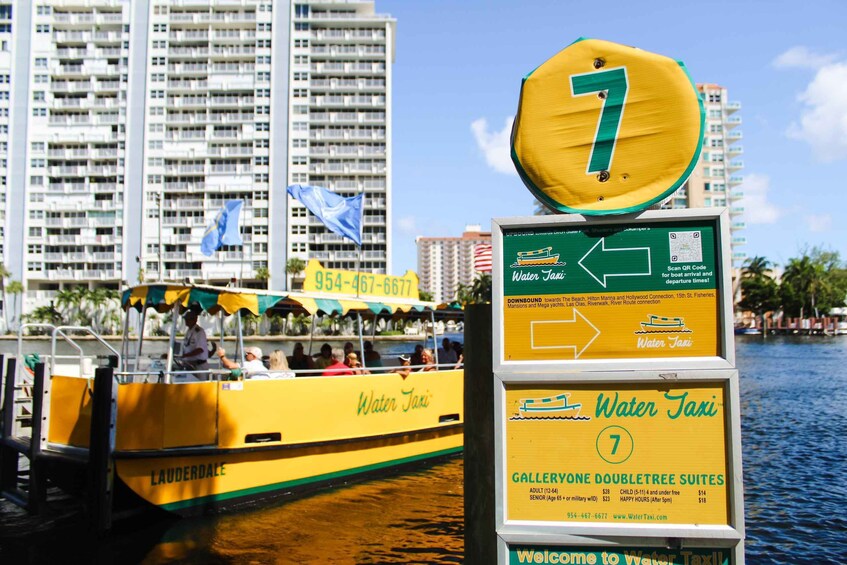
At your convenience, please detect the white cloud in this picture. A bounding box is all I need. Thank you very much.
[742,173,783,224]
[785,61,847,161]
[470,116,517,175]
[396,215,417,235]
[773,46,840,70]
[805,213,832,233]
[775,48,847,162]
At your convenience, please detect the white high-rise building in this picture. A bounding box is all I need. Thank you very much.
[664,83,745,265]
[1,0,394,320]
[417,225,491,304]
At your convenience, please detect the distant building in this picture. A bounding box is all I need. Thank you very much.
[0,0,394,319]
[533,83,745,265]
[417,225,491,304]
[666,84,745,265]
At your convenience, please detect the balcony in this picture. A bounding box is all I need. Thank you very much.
[725,101,741,113]
[730,191,744,200]
[728,146,743,155]
[729,176,743,185]
[731,236,747,246]
[728,160,744,171]
[730,207,744,216]
[725,116,742,128]
[731,221,746,230]
[727,130,743,142]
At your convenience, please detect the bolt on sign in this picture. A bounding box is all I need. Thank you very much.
[511,38,704,214]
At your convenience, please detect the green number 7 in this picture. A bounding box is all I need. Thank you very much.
[570,67,629,175]
[609,434,621,455]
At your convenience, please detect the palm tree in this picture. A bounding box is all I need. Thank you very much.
[418,289,434,302]
[741,256,773,279]
[255,266,270,289]
[0,264,11,331]
[286,258,307,290]
[739,257,778,334]
[6,280,23,332]
[85,288,121,334]
[56,286,89,327]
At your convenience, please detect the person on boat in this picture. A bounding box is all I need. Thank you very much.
[288,342,315,375]
[217,345,269,379]
[438,338,458,365]
[363,340,382,368]
[178,309,210,376]
[343,341,356,359]
[321,349,354,376]
[453,341,464,369]
[410,344,424,367]
[391,354,412,378]
[419,348,437,372]
[268,349,295,379]
[345,352,370,375]
[314,343,335,371]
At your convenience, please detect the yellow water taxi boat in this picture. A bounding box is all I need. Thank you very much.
[1,280,464,521]
[515,246,560,266]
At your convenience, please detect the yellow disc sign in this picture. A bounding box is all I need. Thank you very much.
[511,38,704,215]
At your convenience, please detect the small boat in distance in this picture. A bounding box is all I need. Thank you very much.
[519,393,581,415]
[516,246,560,266]
[640,314,686,330]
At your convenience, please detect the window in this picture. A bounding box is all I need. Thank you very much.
[35,57,47,68]
[149,123,164,132]
[293,122,308,131]
[150,90,165,99]
[258,23,272,32]
[254,173,269,183]
[291,207,307,217]
[292,172,308,183]
[148,140,163,150]
[147,175,162,183]
[295,23,309,31]
[152,40,167,49]
[150,107,164,115]
[255,156,269,165]
[292,139,307,148]
[30,158,45,168]
[257,39,271,48]
[0,74,8,84]
[295,4,310,18]
[257,72,270,82]
[151,73,165,82]
[256,105,270,115]
[33,91,45,101]
[34,74,48,83]
[30,175,44,185]
[152,57,165,66]
[293,88,307,97]
[254,139,269,148]
[708,93,721,103]
[32,108,47,117]
[31,142,45,152]
[153,24,167,32]
[256,122,269,131]
[35,24,50,33]
[257,56,271,64]
[294,56,308,64]
[29,227,42,237]
[256,88,270,97]
[37,5,52,15]
[294,39,309,48]
[293,105,308,115]
[292,156,307,165]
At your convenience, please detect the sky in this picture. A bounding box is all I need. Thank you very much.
[378,0,847,277]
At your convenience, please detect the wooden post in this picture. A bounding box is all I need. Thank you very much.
[28,362,47,513]
[463,303,496,564]
[88,367,115,534]
[0,356,15,493]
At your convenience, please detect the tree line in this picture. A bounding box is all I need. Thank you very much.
[739,247,847,327]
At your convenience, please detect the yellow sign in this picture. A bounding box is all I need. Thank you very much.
[511,38,704,214]
[505,382,729,525]
[303,260,420,300]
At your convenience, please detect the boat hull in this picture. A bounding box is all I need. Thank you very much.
[48,370,464,514]
[516,255,560,266]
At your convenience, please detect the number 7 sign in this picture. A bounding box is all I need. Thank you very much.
[511,38,704,215]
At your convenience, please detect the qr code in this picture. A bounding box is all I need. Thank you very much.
[669,231,702,263]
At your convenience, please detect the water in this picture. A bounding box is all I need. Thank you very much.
[2,336,846,563]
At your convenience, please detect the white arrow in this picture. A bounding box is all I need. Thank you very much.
[577,237,652,288]
[530,308,601,359]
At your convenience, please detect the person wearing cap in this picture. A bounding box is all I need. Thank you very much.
[179,309,209,375]
[217,345,268,379]
[392,355,412,378]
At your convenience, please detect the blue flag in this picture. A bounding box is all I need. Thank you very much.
[201,200,244,256]
[287,184,364,246]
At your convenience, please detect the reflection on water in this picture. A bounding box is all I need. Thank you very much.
[139,459,464,564]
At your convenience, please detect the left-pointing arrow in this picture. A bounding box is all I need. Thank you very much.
[578,237,652,288]
[530,308,600,359]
